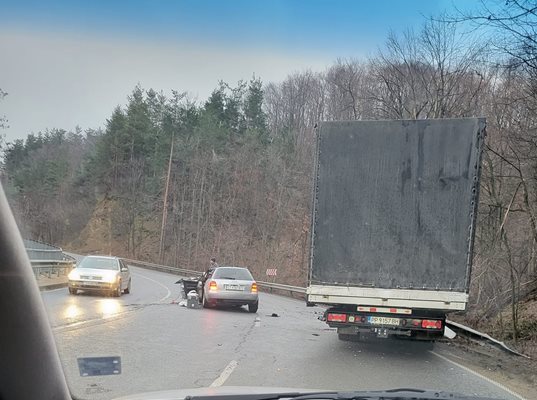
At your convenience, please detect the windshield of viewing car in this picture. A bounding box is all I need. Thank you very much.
[2,1,537,400]
[212,268,253,280]
[78,257,119,271]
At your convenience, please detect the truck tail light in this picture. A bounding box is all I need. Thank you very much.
[421,319,442,329]
[251,282,258,293]
[327,313,347,323]
[208,281,218,292]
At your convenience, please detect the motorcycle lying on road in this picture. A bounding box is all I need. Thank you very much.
[175,277,203,307]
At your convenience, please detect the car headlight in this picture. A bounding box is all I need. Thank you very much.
[68,270,80,280]
[103,273,119,283]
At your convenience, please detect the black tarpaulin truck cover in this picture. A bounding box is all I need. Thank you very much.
[309,118,485,292]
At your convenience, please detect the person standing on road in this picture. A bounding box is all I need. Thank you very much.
[209,257,218,271]
[199,257,218,299]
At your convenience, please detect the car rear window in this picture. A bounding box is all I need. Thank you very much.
[78,257,119,270]
[212,267,253,280]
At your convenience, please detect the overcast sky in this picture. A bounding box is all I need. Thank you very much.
[0,0,477,143]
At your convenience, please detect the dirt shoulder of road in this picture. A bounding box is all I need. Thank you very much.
[435,336,536,400]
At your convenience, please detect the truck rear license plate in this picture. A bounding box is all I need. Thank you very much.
[368,316,400,326]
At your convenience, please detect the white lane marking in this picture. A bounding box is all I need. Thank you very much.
[53,318,102,332]
[210,360,238,387]
[429,351,526,400]
[131,271,171,303]
[53,310,134,332]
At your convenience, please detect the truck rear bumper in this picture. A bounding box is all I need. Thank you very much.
[337,325,412,337]
[325,309,445,339]
[336,324,443,340]
[307,285,468,311]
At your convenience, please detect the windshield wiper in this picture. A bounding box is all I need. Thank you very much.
[290,389,501,400]
[219,277,236,280]
[185,388,501,400]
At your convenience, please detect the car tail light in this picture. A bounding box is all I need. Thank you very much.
[208,281,218,292]
[421,319,442,329]
[251,282,258,293]
[327,313,347,323]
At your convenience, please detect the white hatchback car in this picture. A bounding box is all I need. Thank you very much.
[68,255,131,297]
[202,266,258,312]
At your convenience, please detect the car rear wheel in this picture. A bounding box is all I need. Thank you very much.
[248,301,258,313]
[202,294,211,308]
[68,288,77,295]
[124,279,131,294]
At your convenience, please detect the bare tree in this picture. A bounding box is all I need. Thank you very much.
[370,19,487,119]
[264,71,324,161]
[452,1,537,72]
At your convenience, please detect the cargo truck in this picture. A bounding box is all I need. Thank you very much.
[306,118,485,341]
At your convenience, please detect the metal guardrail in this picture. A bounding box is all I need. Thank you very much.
[32,260,74,279]
[123,258,202,278]
[445,319,530,358]
[122,258,306,296]
[257,281,306,297]
[25,239,75,280]
[24,239,66,261]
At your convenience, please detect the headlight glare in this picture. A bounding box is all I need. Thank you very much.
[68,270,80,280]
[103,273,118,283]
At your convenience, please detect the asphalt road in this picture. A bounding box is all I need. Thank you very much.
[41,267,525,400]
